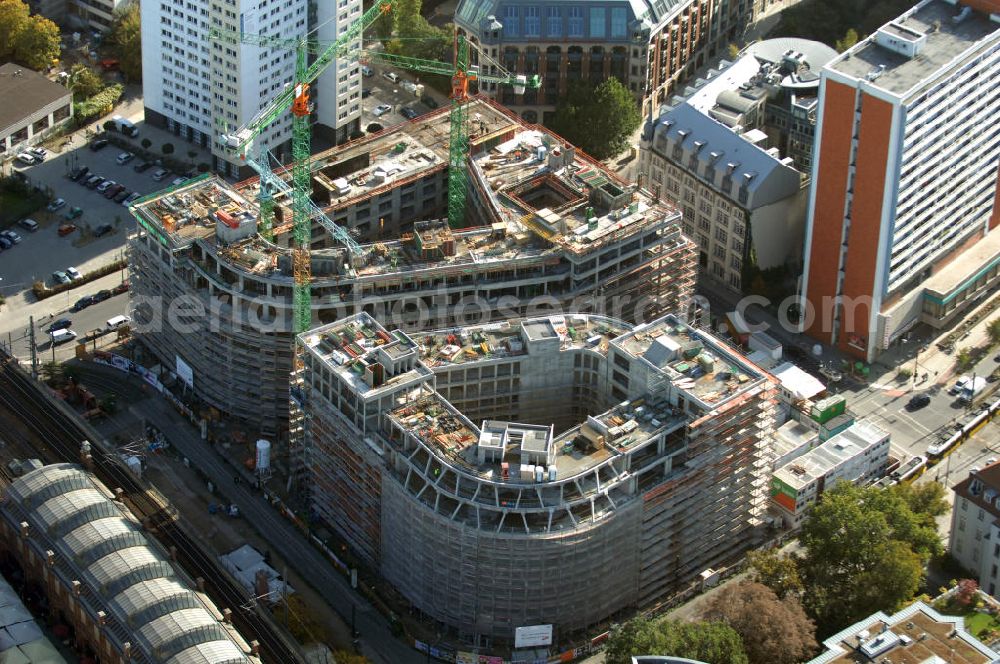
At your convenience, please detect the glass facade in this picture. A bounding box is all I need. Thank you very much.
[611,7,626,38]
[568,6,583,37]
[546,6,561,37]
[589,7,605,38]
[504,5,519,36]
[524,6,540,37]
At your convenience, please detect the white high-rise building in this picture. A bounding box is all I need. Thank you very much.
[142,0,361,177]
[315,0,364,143]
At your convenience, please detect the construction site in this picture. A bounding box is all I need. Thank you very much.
[299,310,778,647]
[126,98,697,450]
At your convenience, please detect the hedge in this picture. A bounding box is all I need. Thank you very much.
[74,84,125,125]
[32,259,126,301]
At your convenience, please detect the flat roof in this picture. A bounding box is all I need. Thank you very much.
[617,316,764,407]
[774,420,819,458]
[0,64,70,135]
[923,228,1000,302]
[772,361,826,401]
[774,420,888,490]
[809,600,1000,663]
[828,0,1000,98]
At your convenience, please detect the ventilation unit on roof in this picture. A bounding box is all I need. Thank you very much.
[709,150,722,162]
[726,162,740,173]
[693,140,706,151]
[866,64,886,81]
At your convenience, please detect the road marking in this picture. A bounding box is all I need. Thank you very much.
[894,408,933,435]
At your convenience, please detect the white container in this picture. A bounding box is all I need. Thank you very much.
[255,439,271,473]
[534,466,544,482]
[548,465,557,481]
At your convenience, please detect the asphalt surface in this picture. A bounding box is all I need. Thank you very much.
[360,63,447,132]
[134,395,419,664]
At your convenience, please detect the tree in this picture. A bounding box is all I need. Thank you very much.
[605,618,748,664]
[956,347,974,370]
[893,482,949,528]
[40,360,65,386]
[109,3,141,82]
[161,143,174,155]
[988,318,1000,347]
[549,77,641,160]
[747,549,803,599]
[0,0,60,72]
[69,64,103,99]
[141,138,152,150]
[835,28,859,52]
[798,482,930,635]
[0,0,30,62]
[955,579,979,608]
[703,581,817,664]
[197,162,210,172]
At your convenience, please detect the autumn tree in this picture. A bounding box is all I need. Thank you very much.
[605,617,748,664]
[0,0,60,71]
[703,581,817,664]
[69,63,104,99]
[955,579,979,608]
[109,3,141,82]
[747,548,803,599]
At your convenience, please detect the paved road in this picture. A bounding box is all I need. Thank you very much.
[135,395,420,664]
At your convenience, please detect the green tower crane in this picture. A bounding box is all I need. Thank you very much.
[356,36,541,228]
[209,0,391,334]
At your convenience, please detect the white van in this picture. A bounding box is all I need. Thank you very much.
[106,315,131,331]
[51,329,77,345]
[382,70,400,83]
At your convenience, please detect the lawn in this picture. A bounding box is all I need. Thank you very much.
[0,189,46,226]
[965,611,1000,638]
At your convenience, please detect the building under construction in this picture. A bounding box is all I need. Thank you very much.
[126,98,697,446]
[300,310,777,646]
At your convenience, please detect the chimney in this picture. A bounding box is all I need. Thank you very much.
[169,546,177,561]
[115,488,124,501]
[222,608,232,624]
[123,642,132,660]
[46,550,55,567]
[72,580,81,596]
[97,610,107,625]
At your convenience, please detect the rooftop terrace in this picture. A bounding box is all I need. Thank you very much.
[414,314,631,367]
[828,0,1000,98]
[617,316,764,406]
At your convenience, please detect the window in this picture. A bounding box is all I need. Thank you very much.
[981,509,986,521]
[962,500,968,511]
[958,516,966,531]
[589,7,605,38]
[524,6,540,37]
[568,7,583,37]
[546,7,561,37]
[611,7,626,38]
[504,5,519,37]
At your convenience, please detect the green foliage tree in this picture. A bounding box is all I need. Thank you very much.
[74,83,123,123]
[703,581,817,664]
[69,64,103,99]
[798,482,934,635]
[0,0,60,71]
[109,3,141,82]
[161,143,174,155]
[835,28,859,53]
[957,347,974,370]
[605,618,748,664]
[747,549,803,600]
[774,0,915,48]
[383,0,451,63]
[549,78,641,160]
[140,137,152,149]
[987,318,1000,347]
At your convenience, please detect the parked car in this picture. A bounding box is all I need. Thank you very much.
[950,376,972,395]
[27,146,47,159]
[122,192,141,206]
[400,106,419,120]
[50,329,77,345]
[97,180,115,193]
[1,230,22,244]
[66,266,82,280]
[57,223,77,236]
[906,394,931,411]
[115,151,134,165]
[70,296,95,312]
[152,168,168,181]
[373,103,392,117]
[93,223,113,237]
[111,281,129,295]
[46,318,73,334]
[65,206,83,220]
[105,184,126,199]
[93,289,112,303]
[361,65,373,77]
[89,138,109,151]
[51,270,71,285]
[15,153,36,165]
[47,198,66,212]
[70,166,90,181]
[0,236,11,250]
[382,71,399,83]
[420,95,439,109]
[85,176,104,189]
[361,88,372,99]
[134,161,153,173]
[113,189,130,203]
[18,218,38,232]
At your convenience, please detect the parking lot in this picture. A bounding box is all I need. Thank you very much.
[360,64,447,132]
[1,136,172,288]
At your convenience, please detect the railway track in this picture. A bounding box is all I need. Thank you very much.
[0,355,304,664]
